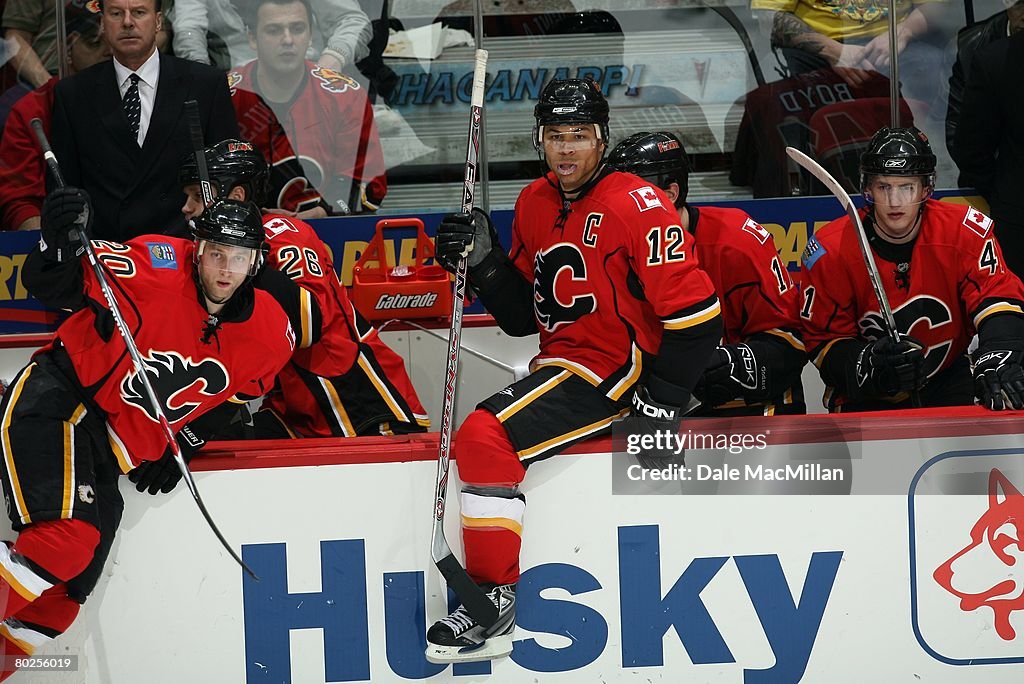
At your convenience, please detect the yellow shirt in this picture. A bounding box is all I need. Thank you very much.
[751,0,928,41]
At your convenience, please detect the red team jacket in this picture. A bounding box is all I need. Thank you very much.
[801,200,1024,407]
[38,237,295,471]
[510,171,720,399]
[0,78,57,230]
[229,62,387,215]
[258,214,427,435]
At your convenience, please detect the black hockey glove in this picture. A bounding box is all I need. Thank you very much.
[434,208,495,274]
[695,343,769,407]
[973,349,1024,411]
[40,187,90,263]
[627,377,698,470]
[853,337,926,398]
[127,424,206,495]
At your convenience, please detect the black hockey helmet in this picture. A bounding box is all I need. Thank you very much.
[193,199,264,248]
[607,131,690,206]
[179,139,269,205]
[192,199,265,277]
[534,78,610,147]
[859,126,936,190]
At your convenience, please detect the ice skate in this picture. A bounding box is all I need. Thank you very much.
[425,584,516,664]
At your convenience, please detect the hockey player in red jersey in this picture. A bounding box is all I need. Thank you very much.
[425,79,722,662]
[800,126,1024,412]
[179,139,428,437]
[608,131,807,415]
[228,0,387,217]
[0,191,295,680]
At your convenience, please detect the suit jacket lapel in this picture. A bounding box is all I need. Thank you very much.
[96,61,141,162]
[140,53,185,166]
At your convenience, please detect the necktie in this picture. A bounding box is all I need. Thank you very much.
[124,73,141,141]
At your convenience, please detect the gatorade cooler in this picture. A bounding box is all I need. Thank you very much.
[352,218,452,321]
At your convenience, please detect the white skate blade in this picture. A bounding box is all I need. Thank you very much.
[424,633,513,664]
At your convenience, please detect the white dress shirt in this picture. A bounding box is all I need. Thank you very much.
[114,50,161,147]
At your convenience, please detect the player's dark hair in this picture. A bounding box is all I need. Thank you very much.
[607,131,690,208]
[247,0,313,31]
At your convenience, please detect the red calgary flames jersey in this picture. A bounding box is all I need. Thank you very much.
[510,171,719,397]
[691,206,802,348]
[801,200,1024,381]
[258,214,427,434]
[229,62,386,214]
[261,213,361,376]
[39,237,295,471]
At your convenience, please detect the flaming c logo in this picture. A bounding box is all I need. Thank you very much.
[121,350,230,423]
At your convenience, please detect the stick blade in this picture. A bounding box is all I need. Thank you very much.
[784,146,856,211]
[435,552,499,628]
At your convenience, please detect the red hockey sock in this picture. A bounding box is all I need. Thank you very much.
[0,519,99,618]
[0,584,80,672]
[462,513,524,586]
[454,410,527,586]
[0,633,28,682]
[454,409,525,487]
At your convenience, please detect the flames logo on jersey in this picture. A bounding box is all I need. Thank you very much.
[121,350,230,424]
[271,155,326,214]
[859,295,953,379]
[311,66,360,94]
[534,244,596,332]
[226,70,243,95]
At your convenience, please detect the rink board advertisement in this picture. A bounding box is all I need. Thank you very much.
[0,191,985,335]
[20,411,1024,683]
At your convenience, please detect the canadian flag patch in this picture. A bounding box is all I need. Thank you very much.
[741,217,771,245]
[963,207,993,238]
[264,216,299,239]
[629,186,663,212]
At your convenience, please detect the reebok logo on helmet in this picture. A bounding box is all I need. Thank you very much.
[552,106,578,114]
[884,159,908,168]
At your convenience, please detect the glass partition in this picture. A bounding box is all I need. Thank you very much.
[0,0,1007,228]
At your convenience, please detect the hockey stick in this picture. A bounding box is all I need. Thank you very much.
[707,4,766,87]
[786,147,923,406]
[31,119,259,580]
[785,146,901,344]
[185,100,215,207]
[430,49,498,629]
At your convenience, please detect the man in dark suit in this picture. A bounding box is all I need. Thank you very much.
[953,26,1024,278]
[50,0,239,241]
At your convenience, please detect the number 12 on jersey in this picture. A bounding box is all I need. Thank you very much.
[645,225,687,266]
